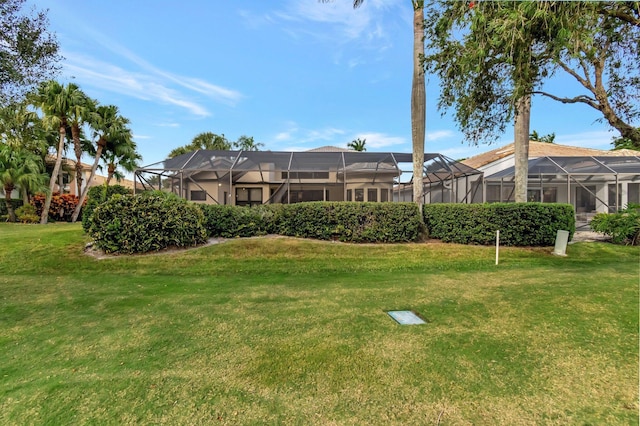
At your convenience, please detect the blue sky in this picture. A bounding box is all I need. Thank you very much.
[32,0,622,167]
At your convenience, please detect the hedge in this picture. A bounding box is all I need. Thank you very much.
[88,191,207,254]
[82,184,132,232]
[199,204,282,238]
[423,203,575,246]
[276,202,422,243]
[32,193,83,222]
[200,202,421,243]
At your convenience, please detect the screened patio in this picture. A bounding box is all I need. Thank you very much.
[134,150,481,206]
[483,156,640,218]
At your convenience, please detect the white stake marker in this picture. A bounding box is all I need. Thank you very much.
[495,230,500,265]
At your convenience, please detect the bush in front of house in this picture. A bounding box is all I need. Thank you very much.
[277,202,422,243]
[15,204,39,223]
[31,192,83,222]
[88,191,208,254]
[423,203,575,246]
[0,199,23,221]
[82,184,132,232]
[199,204,282,238]
[590,204,640,245]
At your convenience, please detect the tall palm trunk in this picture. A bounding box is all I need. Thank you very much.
[40,124,66,224]
[4,183,16,222]
[411,1,426,215]
[106,163,115,186]
[71,137,105,222]
[71,123,83,195]
[514,94,531,202]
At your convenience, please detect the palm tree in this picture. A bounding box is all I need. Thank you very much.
[71,104,131,222]
[235,135,264,151]
[66,85,96,195]
[0,145,48,222]
[324,0,426,211]
[347,137,367,151]
[102,133,141,185]
[32,80,75,224]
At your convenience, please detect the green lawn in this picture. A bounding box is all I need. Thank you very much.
[0,223,638,425]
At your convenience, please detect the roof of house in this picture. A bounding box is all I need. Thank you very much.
[462,141,640,170]
[305,145,353,152]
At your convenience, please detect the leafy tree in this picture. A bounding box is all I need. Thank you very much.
[424,1,640,200]
[72,104,132,222]
[32,80,76,224]
[322,0,425,212]
[530,130,555,144]
[612,130,640,150]
[235,135,264,151]
[0,144,48,221]
[168,132,232,158]
[348,137,367,151]
[0,0,61,105]
[101,134,141,185]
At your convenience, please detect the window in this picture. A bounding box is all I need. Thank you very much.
[380,189,388,202]
[290,190,324,203]
[355,188,364,202]
[368,188,377,202]
[527,189,541,202]
[236,187,263,206]
[223,191,228,205]
[190,190,207,201]
[542,187,557,203]
[575,186,596,213]
[629,183,640,205]
[608,184,622,212]
[281,171,329,179]
[346,189,352,201]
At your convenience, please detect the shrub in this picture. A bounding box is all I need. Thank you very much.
[277,202,422,243]
[82,184,132,232]
[31,192,84,222]
[200,204,278,238]
[15,204,39,223]
[590,204,640,245]
[0,199,23,220]
[88,191,208,254]
[423,203,575,246]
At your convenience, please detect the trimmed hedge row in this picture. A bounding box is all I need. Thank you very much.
[276,202,422,243]
[201,202,422,243]
[89,192,207,254]
[200,204,282,238]
[423,203,575,246]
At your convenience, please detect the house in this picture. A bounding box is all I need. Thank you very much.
[135,148,481,206]
[461,141,640,219]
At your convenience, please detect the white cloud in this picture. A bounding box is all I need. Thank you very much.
[555,130,616,150]
[355,132,406,148]
[426,129,455,141]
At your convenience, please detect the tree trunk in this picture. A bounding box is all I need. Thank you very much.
[106,163,115,186]
[71,123,84,196]
[4,184,16,222]
[514,95,531,203]
[411,3,426,215]
[41,126,66,224]
[71,138,105,223]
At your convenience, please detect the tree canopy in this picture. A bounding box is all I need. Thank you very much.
[423,1,640,147]
[0,0,61,105]
[168,132,263,158]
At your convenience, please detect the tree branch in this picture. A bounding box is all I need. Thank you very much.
[531,91,599,110]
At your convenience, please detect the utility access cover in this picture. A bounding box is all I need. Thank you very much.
[387,310,426,325]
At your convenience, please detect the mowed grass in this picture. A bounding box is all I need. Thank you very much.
[0,223,637,425]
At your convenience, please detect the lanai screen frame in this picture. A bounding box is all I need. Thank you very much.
[483,156,640,212]
[134,150,482,204]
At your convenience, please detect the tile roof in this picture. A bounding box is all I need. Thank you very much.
[461,141,640,170]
